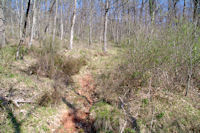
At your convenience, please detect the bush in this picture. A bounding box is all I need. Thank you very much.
[29,36,87,79]
[97,23,200,103]
[95,23,200,132]
[90,101,125,132]
[37,81,64,106]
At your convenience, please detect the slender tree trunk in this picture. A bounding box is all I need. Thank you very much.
[60,0,64,40]
[133,0,137,24]
[0,1,5,48]
[29,0,37,47]
[193,0,198,23]
[16,0,31,59]
[44,0,56,34]
[183,0,186,18]
[69,0,77,50]
[103,0,109,52]
[198,1,200,26]
[9,0,14,37]
[45,0,48,34]
[52,0,58,44]
[20,0,24,39]
[11,15,14,36]
[140,0,144,22]
[89,0,93,45]
[128,3,131,44]
[149,0,156,23]
[173,0,177,19]
[16,0,21,27]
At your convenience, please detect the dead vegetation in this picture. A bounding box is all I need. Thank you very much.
[95,24,200,132]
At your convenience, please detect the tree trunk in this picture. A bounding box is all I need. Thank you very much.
[173,0,178,20]
[0,1,5,48]
[103,0,109,52]
[133,0,137,24]
[15,0,21,29]
[149,0,156,23]
[183,0,186,18]
[29,0,37,47]
[193,0,198,23]
[52,0,58,44]
[20,0,24,39]
[16,0,31,59]
[198,0,200,26]
[140,0,144,22]
[89,0,93,46]
[44,0,56,34]
[69,0,77,50]
[60,0,64,40]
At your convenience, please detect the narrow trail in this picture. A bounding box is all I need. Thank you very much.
[56,74,97,133]
[54,49,119,132]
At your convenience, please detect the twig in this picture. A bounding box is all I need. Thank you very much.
[0,96,35,108]
[120,120,127,133]
[150,105,155,130]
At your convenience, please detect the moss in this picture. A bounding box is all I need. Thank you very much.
[156,112,165,120]
[124,128,136,133]
[91,101,123,131]
[142,98,149,106]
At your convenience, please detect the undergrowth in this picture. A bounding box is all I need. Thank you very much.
[95,23,200,132]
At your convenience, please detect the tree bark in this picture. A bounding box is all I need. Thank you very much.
[193,0,199,23]
[183,0,186,18]
[44,0,56,34]
[60,0,64,40]
[140,0,144,22]
[16,0,31,59]
[52,0,58,44]
[89,0,93,46]
[198,0,200,26]
[69,0,77,50]
[20,0,24,39]
[173,0,178,20]
[29,0,37,47]
[103,0,109,52]
[0,1,5,48]
[149,0,156,23]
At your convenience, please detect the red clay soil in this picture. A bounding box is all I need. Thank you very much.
[56,74,96,133]
[78,74,96,105]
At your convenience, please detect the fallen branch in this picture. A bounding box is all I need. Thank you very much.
[0,96,35,108]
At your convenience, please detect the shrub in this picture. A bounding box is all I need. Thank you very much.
[97,23,200,103]
[95,23,200,132]
[37,81,65,106]
[90,101,124,132]
[29,36,87,79]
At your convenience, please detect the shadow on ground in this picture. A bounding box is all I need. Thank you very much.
[60,97,96,133]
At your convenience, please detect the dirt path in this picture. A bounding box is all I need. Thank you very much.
[54,49,121,133]
[56,74,96,133]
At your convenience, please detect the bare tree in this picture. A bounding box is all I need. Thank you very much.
[198,0,200,26]
[89,0,94,46]
[140,0,144,22]
[193,0,200,24]
[52,0,58,44]
[60,0,64,40]
[149,0,156,23]
[16,0,31,59]
[20,0,24,39]
[29,0,37,47]
[44,0,56,34]
[183,0,186,18]
[172,0,179,20]
[103,0,109,52]
[69,0,77,50]
[0,0,5,48]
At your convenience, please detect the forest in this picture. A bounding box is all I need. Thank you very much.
[0,0,200,132]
